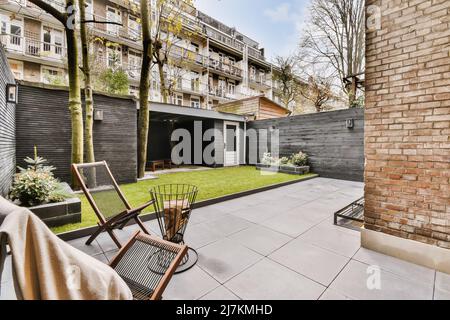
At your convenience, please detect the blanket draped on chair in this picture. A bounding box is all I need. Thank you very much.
[0,196,133,300]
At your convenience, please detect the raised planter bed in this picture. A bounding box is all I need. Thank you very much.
[29,183,81,228]
[256,163,310,175]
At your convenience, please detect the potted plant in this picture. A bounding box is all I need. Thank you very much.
[256,151,310,175]
[9,148,81,227]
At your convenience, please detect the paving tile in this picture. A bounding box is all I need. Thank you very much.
[434,288,450,300]
[353,248,435,286]
[92,253,109,264]
[104,249,120,264]
[0,256,12,284]
[270,240,350,286]
[203,215,254,237]
[67,236,103,256]
[200,285,241,300]
[319,288,352,300]
[260,213,317,238]
[211,198,253,214]
[164,266,220,300]
[95,231,125,253]
[229,203,281,223]
[228,225,292,256]
[189,207,227,225]
[329,260,434,300]
[225,258,325,300]
[183,223,223,249]
[197,239,263,283]
[435,272,450,293]
[298,224,360,258]
[0,281,17,300]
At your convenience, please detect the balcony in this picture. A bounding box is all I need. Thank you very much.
[168,44,207,67]
[208,86,238,101]
[208,58,242,79]
[0,34,66,63]
[248,46,265,61]
[249,74,271,89]
[204,25,244,53]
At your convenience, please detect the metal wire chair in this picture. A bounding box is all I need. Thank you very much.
[150,184,198,273]
[110,231,188,300]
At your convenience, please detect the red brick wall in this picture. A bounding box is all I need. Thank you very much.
[365,0,450,249]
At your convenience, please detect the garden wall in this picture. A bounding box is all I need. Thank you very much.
[0,47,16,197]
[247,108,364,181]
[16,82,137,184]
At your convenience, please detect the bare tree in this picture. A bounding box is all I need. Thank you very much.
[151,0,196,103]
[300,0,365,107]
[299,76,333,113]
[137,0,152,178]
[27,0,84,172]
[272,55,300,110]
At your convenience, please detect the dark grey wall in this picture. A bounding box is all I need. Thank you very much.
[0,47,16,197]
[247,108,364,181]
[16,84,137,184]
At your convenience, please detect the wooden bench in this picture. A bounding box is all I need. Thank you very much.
[148,159,177,172]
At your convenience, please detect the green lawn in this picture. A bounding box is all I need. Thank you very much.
[52,166,316,234]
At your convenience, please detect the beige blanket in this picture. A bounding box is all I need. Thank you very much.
[0,196,133,300]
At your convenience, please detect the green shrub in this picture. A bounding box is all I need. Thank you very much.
[290,151,308,167]
[10,151,69,207]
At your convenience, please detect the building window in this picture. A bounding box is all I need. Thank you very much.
[227,81,235,95]
[173,93,183,106]
[106,6,121,36]
[127,49,141,79]
[106,45,122,69]
[42,26,63,56]
[128,15,141,39]
[190,97,200,109]
[41,66,64,84]
[8,60,23,80]
[129,85,139,97]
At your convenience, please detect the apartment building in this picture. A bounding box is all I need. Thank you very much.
[0,0,282,109]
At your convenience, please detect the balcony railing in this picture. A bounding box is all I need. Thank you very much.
[249,74,271,87]
[204,25,244,52]
[168,44,207,66]
[248,46,265,61]
[208,58,242,78]
[208,86,238,100]
[1,34,66,62]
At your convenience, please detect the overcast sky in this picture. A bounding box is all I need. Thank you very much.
[195,0,311,62]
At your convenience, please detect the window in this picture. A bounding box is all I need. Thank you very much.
[250,66,256,81]
[218,78,226,96]
[8,60,23,80]
[106,45,122,69]
[227,81,235,95]
[128,49,141,78]
[41,66,64,84]
[128,15,141,39]
[42,26,63,56]
[191,71,199,92]
[190,97,200,108]
[129,85,139,97]
[190,42,199,53]
[173,93,183,106]
[106,7,121,36]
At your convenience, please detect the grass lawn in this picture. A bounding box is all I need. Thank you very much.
[52,166,316,234]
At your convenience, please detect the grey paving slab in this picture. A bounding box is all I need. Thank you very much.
[434,288,450,300]
[0,256,12,284]
[228,225,292,256]
[67,236,103,256]
[164,266,220,300]
[269,240,350,286]
[228,203,282,223]
[203,215,254,237]
[183,223,224,249]
[329,260,434,300]
[0,280,16,300]
[92,253,110,264]
[435,271,450,293]
[319,288,352,300]
[260,212,317,238]
[189,206,227,225]
[224,258,325,300]
[211,198,254,214]
[298,224,360,258]
[353,248,435,286]
[197,239,263,283]
[200,285,241,300]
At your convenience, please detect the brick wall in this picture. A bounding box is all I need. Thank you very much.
[365,0,450,248]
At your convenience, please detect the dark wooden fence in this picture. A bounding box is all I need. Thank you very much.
[16,83,138,184]
[247,108,365,181]
[0,47,16,197]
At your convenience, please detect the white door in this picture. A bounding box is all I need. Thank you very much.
[224,122,240,166]
[42,26,63,58]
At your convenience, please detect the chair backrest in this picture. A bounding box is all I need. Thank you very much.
[72,161,131,223]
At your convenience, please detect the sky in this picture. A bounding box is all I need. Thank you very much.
[195,0,311,62]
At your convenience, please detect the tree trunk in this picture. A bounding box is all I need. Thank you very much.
[79,0,95,163]
[137,0,152,178]
[66,25,84,168]
[158,61,169,103]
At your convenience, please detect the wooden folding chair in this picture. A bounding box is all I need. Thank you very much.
[110,231,187,300]
[72,161,153,249]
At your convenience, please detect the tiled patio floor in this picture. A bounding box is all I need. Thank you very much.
[1,177,450,300]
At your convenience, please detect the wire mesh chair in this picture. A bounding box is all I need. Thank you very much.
[72,161,153,249]
[110,231,188,300]
[150,184,198,273]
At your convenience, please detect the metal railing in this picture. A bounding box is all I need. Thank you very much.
[203,25,245,52]
[248,46,265,61]
[1,34,66,61]
[208,58,242,78]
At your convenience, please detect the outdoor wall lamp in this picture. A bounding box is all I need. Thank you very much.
[6,83,18,104]
[346,119,355,129]
[94,109,104,121]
